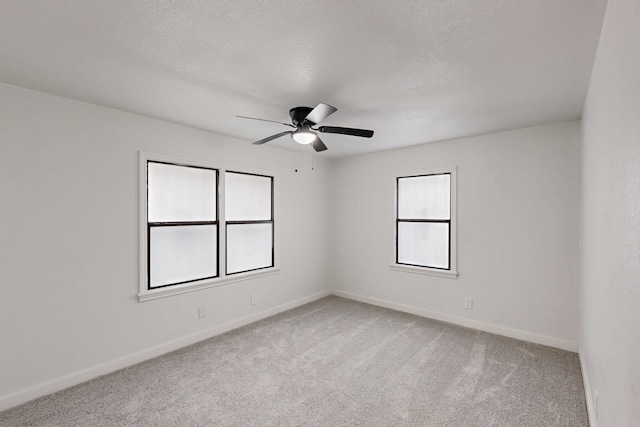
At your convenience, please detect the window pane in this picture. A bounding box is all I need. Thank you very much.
[148,162,217,222]
[398,222,449,269]
[150,225,217,287]
[226,223,273,274]
[225,172,272,221]
[398,174,450,220]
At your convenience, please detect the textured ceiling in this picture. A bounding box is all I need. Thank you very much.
[0,1,607,157]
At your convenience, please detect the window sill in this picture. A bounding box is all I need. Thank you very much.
[138,268,280,302]
[389,263,458,279]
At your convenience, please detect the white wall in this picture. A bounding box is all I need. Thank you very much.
[0,83,331,410]
[329,122,581,350]
[1,67,610,416]
[580,0,640,425]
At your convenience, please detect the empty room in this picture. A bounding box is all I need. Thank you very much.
[1,1,638,426]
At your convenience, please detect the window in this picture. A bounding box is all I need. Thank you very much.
[392,167,457,278]
[139,152,278,301]
[147,161,218,289]
[225,172,274,275]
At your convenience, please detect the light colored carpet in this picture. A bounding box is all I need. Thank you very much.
[0,296,588,426]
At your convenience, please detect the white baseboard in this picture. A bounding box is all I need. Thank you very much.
[331,289,578,352]
[0,290,330,412]
[579,352,596,427]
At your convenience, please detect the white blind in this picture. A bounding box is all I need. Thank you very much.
[397,222,449,269]
[226,223,272,274]
[149,225,217,287]
[398,174,450,220]
[148,162,217,222]
[225,172,271,221]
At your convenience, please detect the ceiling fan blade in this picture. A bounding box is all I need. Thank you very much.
[312,136,328,152]
[252,131,293,145]
[318,126,374,138]
[304,103,337,125]
[237,115,295,128]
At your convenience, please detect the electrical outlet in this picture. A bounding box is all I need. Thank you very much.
[198,307,205,319]
[464,297,473,310]
[251,293,257,305]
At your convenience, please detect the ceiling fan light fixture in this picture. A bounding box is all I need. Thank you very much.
[291,126,317,145]
[240,103,374,152]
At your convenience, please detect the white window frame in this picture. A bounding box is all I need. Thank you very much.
[390,166,458,279]
[138,151,279,302]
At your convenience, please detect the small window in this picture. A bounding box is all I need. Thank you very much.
[393,167,457,278]
[147,162,218,288]
[225,172,274,275]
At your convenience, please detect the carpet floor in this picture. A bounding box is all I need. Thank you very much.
[0,296,588,426]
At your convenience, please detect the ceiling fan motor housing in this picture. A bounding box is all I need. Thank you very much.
[289,107,314,126]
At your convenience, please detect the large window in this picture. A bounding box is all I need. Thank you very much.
[139,152,278,301]
[225,172,274,275]
[393,167,457,278]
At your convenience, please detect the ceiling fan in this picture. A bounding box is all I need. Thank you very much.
[237,103,374,152]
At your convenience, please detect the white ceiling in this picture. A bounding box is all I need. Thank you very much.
[0,1,607,158]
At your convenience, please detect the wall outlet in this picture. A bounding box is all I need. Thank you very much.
[198,307,205,319]
[464,297,473,310]
[251,293,257,305]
